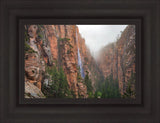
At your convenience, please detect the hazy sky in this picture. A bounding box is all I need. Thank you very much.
[77,25,128,54]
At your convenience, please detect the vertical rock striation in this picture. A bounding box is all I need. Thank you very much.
[96,25,136,95]
[25,25,91,98]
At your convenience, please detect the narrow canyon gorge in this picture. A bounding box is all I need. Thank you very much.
[24,25,136,98]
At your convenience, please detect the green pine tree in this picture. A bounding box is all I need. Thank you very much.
[58,66,72,98]
[84,71,93,97]
[122,71,136,98]
[42,66,74,98]
[98,74,121,98]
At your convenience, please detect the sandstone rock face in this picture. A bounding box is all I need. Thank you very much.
[25,25,90,98]
[25,53,45,89]
[44,25,58,61]
[96,25,136,95]
[28,25,38,38]
[77,82,88,98]
[59,26,78,96]
[76,28,103,91]
[25,81,45,98]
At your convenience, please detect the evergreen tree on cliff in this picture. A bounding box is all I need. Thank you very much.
[84,71,93,97]
[58,67,72,98]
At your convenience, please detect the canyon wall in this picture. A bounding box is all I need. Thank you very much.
[96,25,136,95]
[24,25,97,98]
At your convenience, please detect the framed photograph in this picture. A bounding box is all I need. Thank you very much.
[23,24,138,102]
[0,0,160,122]
[20,21,141,105]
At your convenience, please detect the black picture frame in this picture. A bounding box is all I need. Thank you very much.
[0,0,160,122]
[19,20,141,105]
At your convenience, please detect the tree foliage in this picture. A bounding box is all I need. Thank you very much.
[42,66,73,98]
[25,42,37,53]
[94,91,102,98]
[122,71,136,98]
[84,71,94,97]
[24,29,37,54]
[97,74,121,98]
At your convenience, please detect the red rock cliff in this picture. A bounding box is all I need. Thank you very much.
[25,25,91,98]
[96,25,136,95]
